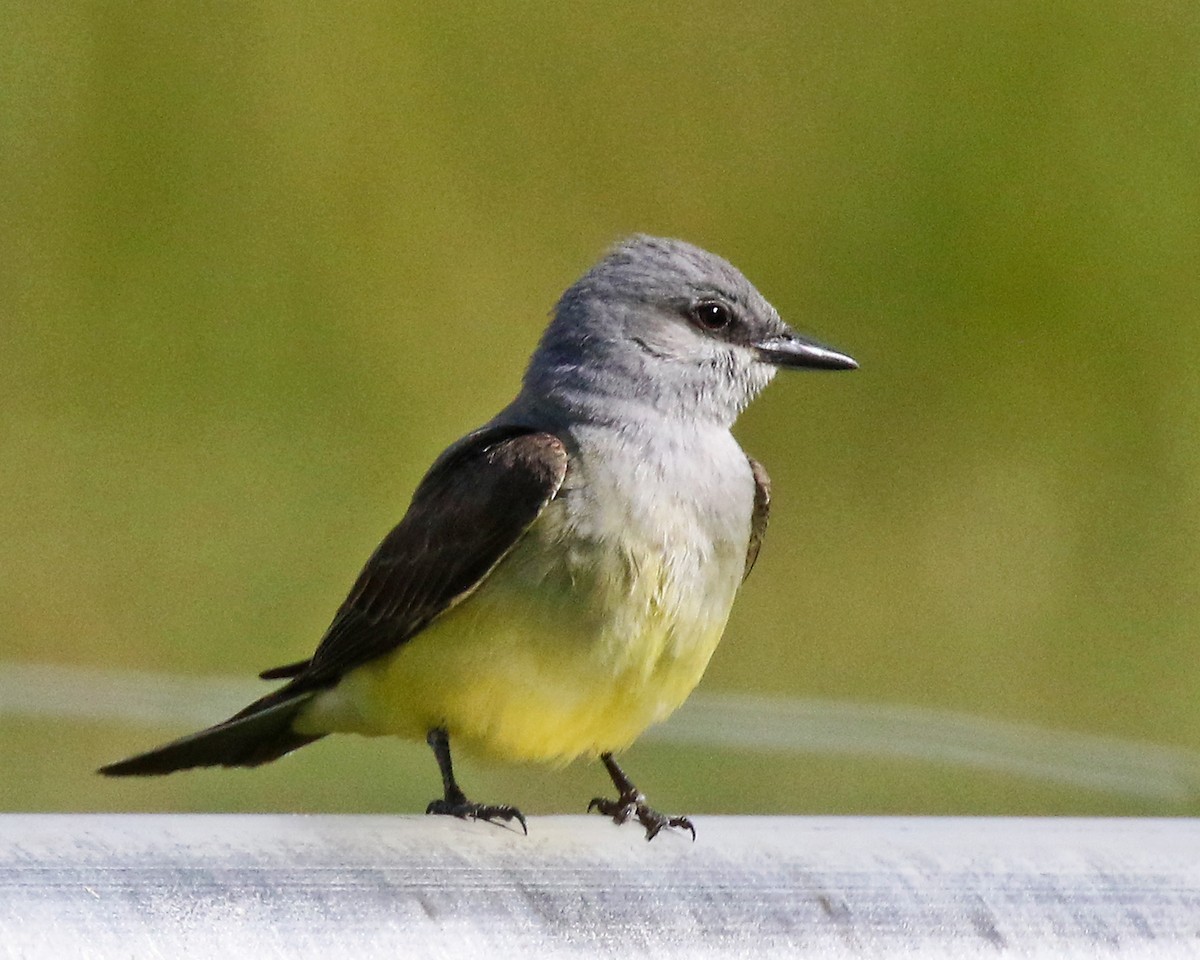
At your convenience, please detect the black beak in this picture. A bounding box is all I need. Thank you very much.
[755,333,858,371]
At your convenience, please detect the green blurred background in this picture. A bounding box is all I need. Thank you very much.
[3,1,1199,818]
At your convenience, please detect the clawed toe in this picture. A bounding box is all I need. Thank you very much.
[426,798,528,835]
[589,753,695,841]
[424,728,527,834]
[588,793,695,841]
[650,812,695,842]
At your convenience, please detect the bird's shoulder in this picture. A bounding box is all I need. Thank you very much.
[260,424,569,687]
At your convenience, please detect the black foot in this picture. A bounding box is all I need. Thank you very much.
[426,798,528,835]
[588,792,695,842]
[423,727,528,835]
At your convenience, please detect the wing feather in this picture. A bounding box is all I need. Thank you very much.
[743,456,771,581]
[263,425,568,692]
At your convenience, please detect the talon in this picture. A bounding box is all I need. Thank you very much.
[662,814,696,842]
[588,795,634,824]
[424,728,527,835]
[591,753,694,840]
[588,792,693,841]
[426,798,528,835]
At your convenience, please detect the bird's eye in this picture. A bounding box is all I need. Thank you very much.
[689,300,734,332]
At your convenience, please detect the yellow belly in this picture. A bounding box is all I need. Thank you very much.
[295,507,745,763]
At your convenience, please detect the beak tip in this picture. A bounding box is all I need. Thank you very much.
[757,338,858,371]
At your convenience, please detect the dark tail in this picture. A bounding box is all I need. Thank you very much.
[98,690,324,776]
[258,658,310,681]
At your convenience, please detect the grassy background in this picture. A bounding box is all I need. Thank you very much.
[3,1,1199,816]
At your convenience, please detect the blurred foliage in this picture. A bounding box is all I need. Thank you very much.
[2,0,1199,816]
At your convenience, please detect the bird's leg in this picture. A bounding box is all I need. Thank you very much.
[588,752,695,841]
[424,728,527,834]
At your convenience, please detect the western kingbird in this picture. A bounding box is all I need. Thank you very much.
[100,235,857,839]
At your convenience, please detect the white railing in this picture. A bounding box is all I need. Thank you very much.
[2,815,1198,958]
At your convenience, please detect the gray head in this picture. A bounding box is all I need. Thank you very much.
[518,235,856,428]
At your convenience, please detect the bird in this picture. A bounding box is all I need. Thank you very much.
[99,235,857,840]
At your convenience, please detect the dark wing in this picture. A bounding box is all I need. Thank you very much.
[743,456,771,581]
[266,425,568,693]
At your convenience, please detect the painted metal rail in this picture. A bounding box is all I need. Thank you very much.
[2,815,1198,958]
